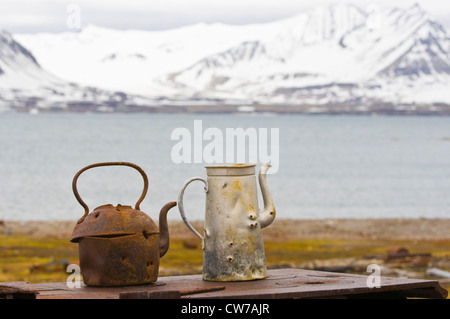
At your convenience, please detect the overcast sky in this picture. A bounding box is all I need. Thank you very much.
[1,0,450,34]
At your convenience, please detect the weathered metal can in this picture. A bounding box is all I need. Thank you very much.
[70,162,176,287]
[178,163,276,281]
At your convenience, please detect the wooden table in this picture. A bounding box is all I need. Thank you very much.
[0,268,447,299]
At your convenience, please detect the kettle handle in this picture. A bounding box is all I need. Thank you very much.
[177,177,208,248]
[72,162,149,224]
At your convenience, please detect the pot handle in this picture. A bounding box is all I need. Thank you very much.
[177,177,208,248]
[72,162,149,224]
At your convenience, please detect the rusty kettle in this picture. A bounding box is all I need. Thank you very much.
[70,162,176,287]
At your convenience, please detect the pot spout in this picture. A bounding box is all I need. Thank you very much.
[258,163,276,229]
[158,201,177,258]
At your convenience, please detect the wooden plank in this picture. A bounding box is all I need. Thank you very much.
[0,269,447,299]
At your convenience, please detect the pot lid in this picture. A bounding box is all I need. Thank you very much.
[70,204,158,242]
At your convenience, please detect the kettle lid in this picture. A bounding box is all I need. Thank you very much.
[70,204,158,243]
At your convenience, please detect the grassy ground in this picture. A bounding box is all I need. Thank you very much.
[0,234,78,283]
[1,233,448,297]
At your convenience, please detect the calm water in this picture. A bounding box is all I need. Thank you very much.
[0,112,449,221]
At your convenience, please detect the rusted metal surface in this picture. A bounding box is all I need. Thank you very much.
[72,162,149,225]
[0,269,447,299]
[177,163,276,281]
[77,232,160,287]
[70,162,176,287]
[158,201,176,258]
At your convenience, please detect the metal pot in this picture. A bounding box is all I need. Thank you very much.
[70,162,176,287]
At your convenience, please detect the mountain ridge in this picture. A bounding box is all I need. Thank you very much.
[0,29,159,111]
[2,3,450,113]
[161,3,450,106]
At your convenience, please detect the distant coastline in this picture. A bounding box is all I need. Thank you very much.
[9,102,450,116]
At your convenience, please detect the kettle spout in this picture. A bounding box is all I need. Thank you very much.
[258,163,276,229]
[158,201,177,258]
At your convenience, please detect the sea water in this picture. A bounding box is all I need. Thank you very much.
[0,112,449,221]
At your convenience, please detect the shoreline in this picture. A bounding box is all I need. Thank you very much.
[10,102,450,116]
[1,218,449,241]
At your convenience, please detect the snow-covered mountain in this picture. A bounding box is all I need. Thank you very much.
[5,3,450,111]
[164,4,450,105]
[0,30,158,111]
